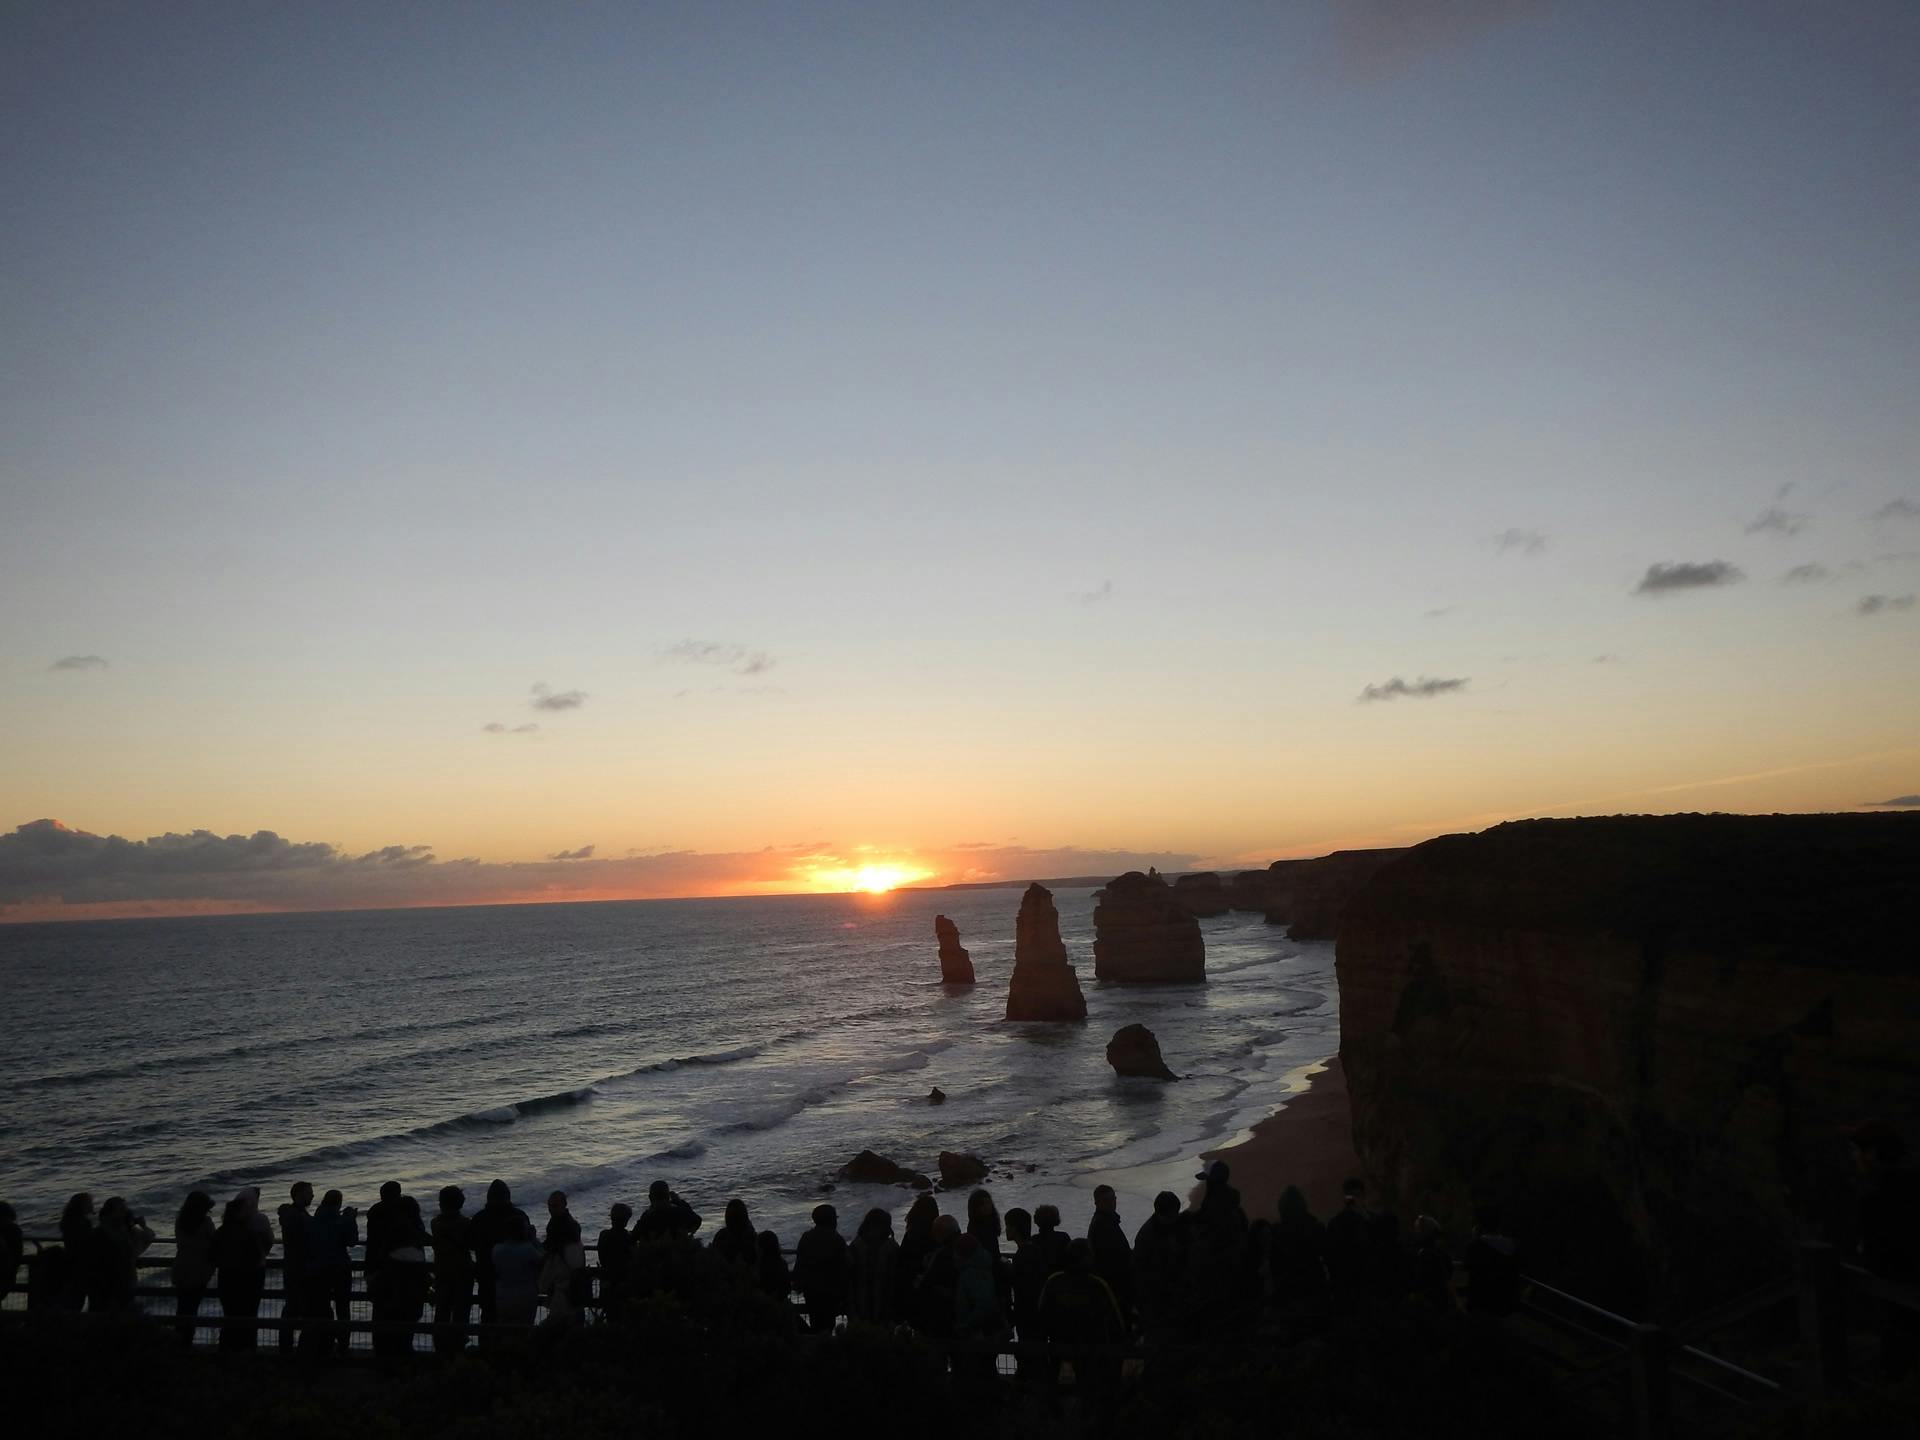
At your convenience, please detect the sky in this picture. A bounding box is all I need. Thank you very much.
[3,2,1918,919]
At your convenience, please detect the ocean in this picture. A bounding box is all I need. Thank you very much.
[0,886,1337,1240]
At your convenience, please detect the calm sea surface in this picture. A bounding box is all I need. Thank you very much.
[0,886,1337,1238]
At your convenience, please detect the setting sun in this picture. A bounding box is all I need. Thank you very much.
[852,863,915,893]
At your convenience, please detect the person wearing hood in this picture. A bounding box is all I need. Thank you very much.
[303,1189,360,1356]
[214,1192,270,1351]
[464,1180,530,1327]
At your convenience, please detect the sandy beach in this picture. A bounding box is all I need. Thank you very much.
[1202,1053,1359,1222]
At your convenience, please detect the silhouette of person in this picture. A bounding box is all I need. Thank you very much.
[596,1203,635,1313]
[1131,1190,1193,1340]
[1463,1205,1520,1318]
[89,1196,153,1312]
[896,1194,939,1319]
[793,1203,849,1334]
[214,1193,269,1351]
[491,1216,544,1326]
[635,1180,702,1244]
[1846,1121,1919,1379]
[275,1181,313,1352]
[52,1192,95,1312]
[1004,1206,1042,1365]
[379,1195,432,1363]
[1324,1176,1373,1305]
[543,1190,589,1315]
[1269,1185,1329,1328]
[914,1214,962,1337]
[0,1202,23,1309]
[465,1180,530,1327]
[1032,1203,1071,1273]
[1087,1185,1134,1326]
[847,1207,899,1325]
[1409,1214,1454,1312]
[301,1189,358,1355]
[428,1186,473,1354]
[953,1232,1008,1385]
[1037,1238,1125,1397]
[709,1198,758,1270]
[754,1230,792,1308]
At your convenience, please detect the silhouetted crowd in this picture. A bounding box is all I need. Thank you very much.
[0,1161,1527,1371]
[5,1126,1913,1385]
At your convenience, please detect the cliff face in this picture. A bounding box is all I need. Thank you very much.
[1265,849,1409,939]
[1170,871,1231,918]
[933,914,975,984]
[1005,882,1088,1022]
[1337,813,1920,1314]
[1094,871,1206,982]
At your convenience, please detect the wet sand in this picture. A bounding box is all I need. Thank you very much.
[1201,1053,1358,1221]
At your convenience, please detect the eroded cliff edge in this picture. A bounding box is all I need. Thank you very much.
[1336,812,1920,1314]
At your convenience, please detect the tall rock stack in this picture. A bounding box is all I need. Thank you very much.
[1093,870,1206,982]
[933,914,975,984]
[1004,882,1088,1021]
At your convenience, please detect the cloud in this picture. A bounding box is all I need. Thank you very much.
[1592,654,1622,664]
[1782,563,1831,585]
[663,641,776,676]
[1076,580,1114,605]
[1357,675,1469,703]
[1865,794,1920,808]
[1334,0,1544,75]
[482,722,540,735]
[1870,498,1919,524]
[49,655,108,672]
[1490,528,1547,555]
[1856,594,1916,616]
[1633,561,1744,595]
[1423,607,1454,618]
[0,819,1205,921]
[1745,507,1808,537]
[530,683,587,711]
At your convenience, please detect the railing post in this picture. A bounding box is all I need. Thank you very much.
[1627,1322,1672,1440]
[1796,1241,1847,1402]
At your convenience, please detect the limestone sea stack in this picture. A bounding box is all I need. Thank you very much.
[1338,812,1920,1314]
[1093,870,1206,982]
[1170,871,1231,917]
[933,914,975,984]
[1004,882,1088,1022]
[1106,1023,1178,1080]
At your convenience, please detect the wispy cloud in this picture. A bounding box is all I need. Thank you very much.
[1745,507,1808,537]
[548,845,595,861]
[1424,606,1454,619]
[482,722,540,735]
[1358,675,1469,703]
[530,683,587,711]
[49,655,108,672]
[1490,528,1547,555]
[663,641,776,676]
[1856,594,1915,616]
[1870,498,1919,524]
[1782,563,1831,585]
[1076,580,1113,605]
[1633,560,1743,595]
[1865,794,1920,808]
[1592,654,1622,664]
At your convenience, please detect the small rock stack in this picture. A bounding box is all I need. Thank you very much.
[1004,882,1088,1022]
[933,913,975,984]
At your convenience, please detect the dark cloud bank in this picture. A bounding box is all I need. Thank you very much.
[0,820,1198,921]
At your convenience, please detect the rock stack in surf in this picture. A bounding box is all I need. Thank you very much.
[1004,882,1088,1022]
[934,913,975,984]
[1093,869,1206,982]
